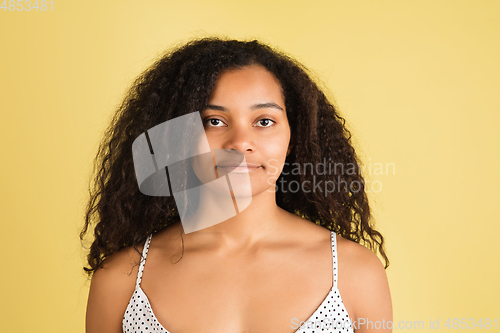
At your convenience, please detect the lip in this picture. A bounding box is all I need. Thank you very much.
[216,163,262,173]
[218,162,261,168]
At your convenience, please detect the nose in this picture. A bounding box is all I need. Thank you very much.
[221,124,254,152]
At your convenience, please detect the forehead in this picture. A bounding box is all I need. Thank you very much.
[208,65,284,105]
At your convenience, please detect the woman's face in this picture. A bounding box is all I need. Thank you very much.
[197,64,291,198]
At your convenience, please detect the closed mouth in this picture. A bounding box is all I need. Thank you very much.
[216,164,262,173]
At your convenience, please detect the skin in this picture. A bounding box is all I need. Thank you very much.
[86,64,392,333]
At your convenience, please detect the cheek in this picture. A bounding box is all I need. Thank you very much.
[192,133,217,183]
[261,137,290,177]
[205,134,223,152]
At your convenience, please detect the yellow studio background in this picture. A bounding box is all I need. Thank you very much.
[1,0,499,332]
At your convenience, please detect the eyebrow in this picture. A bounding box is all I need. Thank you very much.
[203,102,284,112]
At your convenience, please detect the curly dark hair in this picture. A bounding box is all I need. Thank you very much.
[80,37,389,278]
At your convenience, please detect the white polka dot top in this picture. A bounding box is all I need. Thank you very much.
[122,231,354,332]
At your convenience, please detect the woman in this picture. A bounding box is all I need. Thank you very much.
[82,38,392,332]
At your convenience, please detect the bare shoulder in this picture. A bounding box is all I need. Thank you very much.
[336,235,387,278]
[280,210,333,241]
[336,235,393,330]
[85,243,143,333]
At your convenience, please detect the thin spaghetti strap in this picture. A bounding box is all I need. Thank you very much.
[136,233,153,288]
[330,231,338,288]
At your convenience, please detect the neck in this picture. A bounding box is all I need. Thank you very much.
[180,184,289,253]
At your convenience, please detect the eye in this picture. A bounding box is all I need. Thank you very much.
[204,118,226,127]
[256,118,276,128]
